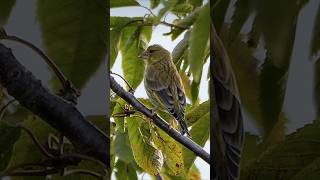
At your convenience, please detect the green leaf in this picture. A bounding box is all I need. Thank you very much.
[311,5,320,57]
[150,0,161,9]
[110,16,143,29]
[120,26,146,89]
[114,159,139,180]
[152,127,184,176]
[8,116,57,178]
[0,0,16,26]
[0,123,20,171]
[188,3,209,82]
[240,133,263,169]
[114,131,134,163]
[182,113,209,171]
[86,115,107,133]
[37,0,107,89]
[115,159,128,180]
[158,0,179,19]
[242,119,320,180]
[212,0,230,32]
[180,72,192,102]
[113,99,126,133]
[171,8,201,40]
[230,0,254,34]
[185,100,209,126]
[111,0,139,8]
[190,80,200,104]
[189,0,203,9]
[127,116,163,175]
[291,157,320,180]
[110,29,121,68]
[187,164,201,180]
[172,31,190,65]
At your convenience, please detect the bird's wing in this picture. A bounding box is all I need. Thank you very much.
[145,64,186,115]
[212,22,244,180]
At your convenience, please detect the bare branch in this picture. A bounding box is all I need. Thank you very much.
[0,43,109,167]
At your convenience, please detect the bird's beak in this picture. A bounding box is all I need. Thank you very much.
[138,50,150,59]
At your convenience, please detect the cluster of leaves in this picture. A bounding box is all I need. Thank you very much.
[214,0,320,179]
[0,0,108,179]
[110,0,209,179]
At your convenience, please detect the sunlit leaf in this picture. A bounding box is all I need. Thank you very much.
[187,164,201,180]
[112,98,126,133]
[110,16,143,29]
[111,0,139,8]
[127,116,163,175]
[158,0,179,20]
[182,113,209,171]
[188,3,209,82]
[120,27,145,89]
[0,0,16,26]
[172,31,190,65]
[171,8,200,40]
[190,80,200,104]
[152,127,184,176]
[189,0,203,9]
[180,72,192,102]
[110,29,121,68]
[185,100,209,126]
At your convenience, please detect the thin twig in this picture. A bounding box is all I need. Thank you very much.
[17,124,54,158]
[160,21,189,30]
[0,29,80,103]
[0,99,16,121]
[63,169,104,179]
[110,72,134,93]
[0,35,67,88]
[110,76,210,163]
[139,5,156,17]
[0,162,53,178]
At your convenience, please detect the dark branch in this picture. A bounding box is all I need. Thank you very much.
[110,76,210,164]
[0,43,109,167]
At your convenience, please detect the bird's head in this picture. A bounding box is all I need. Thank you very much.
[138,44,171,63]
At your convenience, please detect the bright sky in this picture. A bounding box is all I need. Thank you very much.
[111,1,210,179]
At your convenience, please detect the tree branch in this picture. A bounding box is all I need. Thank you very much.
[110,76,210,164]
[0,43,109,167]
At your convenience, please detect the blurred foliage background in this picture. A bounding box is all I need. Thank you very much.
[0,0,108,179]
[213,0,320,179]
[110,0,210,179]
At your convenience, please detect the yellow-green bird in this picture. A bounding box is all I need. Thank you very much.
[138,44,190,136]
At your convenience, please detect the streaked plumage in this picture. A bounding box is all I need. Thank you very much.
[212,23,244,180]
[139,44,190,136]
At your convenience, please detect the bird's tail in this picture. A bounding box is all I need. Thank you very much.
[176,113,190,136]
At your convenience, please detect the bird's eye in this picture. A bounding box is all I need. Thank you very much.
[149,49,156,53]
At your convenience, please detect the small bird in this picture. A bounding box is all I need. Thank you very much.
[212,23,244,180]
[138,44,190,136]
